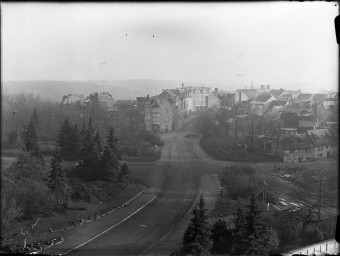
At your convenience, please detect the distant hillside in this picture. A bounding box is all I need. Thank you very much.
[1,79,187,101]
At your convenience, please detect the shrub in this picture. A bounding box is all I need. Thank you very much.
[16,180,57,220]
[4,152,45,182]
[302,225,324,245]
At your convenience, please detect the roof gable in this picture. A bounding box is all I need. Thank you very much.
[252,93,274,103]
[279,133,313,149]
[307,129,336,146]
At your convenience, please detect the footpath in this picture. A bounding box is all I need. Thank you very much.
[1,185,159,255]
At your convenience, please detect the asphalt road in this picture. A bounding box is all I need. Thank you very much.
[45,123,214,256]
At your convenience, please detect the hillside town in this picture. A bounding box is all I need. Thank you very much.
[61,83,338,163]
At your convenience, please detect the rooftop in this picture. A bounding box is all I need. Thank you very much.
[296,94,312,100]
[252,93,273,103]
[307,129,336,146]
[268,100,287,109]
[279,133,314,150]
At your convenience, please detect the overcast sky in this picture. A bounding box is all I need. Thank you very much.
[2,2,338,92]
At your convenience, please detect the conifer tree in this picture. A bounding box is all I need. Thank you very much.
[47,148,64,192]
[79,129,100,180]
[80,121,87,140]
[94,131,102,154]
[210,219,233,255]
[58,116,78,160]
[181,196,212,256]
[22,120,39,154]
[31,107,39,128]
[106,127,121,160]
[87,116,95,138]
[244,194,271,256]
[233,205,247,254]
[100,146,118,182]
[73,122,80,153]
[99,128,122,182]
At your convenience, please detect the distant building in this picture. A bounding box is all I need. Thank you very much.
[271,133,315,162]
[97,92,115,110]
[269,89,285,99]
[250,93,276,115]
[206,94,221,109]
[180,86,211,110]
[271,128,338,162]
[236,89,259,100]
[323,98,337,109]
[295,93,313,103]
[280,112,317,134]
[145,98,174,133]
[61,94,85,105]
[312,93,326,105]
[266,100,287,115]
[307,129,338,159]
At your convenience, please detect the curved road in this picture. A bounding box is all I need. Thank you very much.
[46,123,210,256]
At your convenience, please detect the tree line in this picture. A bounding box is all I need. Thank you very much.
[2,109,129,229]
[175,195,278,256]
[195,104,281,162]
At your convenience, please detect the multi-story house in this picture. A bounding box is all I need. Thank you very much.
[271,128,338,162]
[266,100,287,115]
[61,94,85,105]
[323,98,337,109]
[180,86,211,110]
[145,97,174,133]
[236,89,259,101]
[307,129,338,159]
[206,94,221,109]
[295,93,313,103]
[250,93,276,115]
[271,133,315,163]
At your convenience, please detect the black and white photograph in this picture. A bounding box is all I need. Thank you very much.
[1,2,339,255]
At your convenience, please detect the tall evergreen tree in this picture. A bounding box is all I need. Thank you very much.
[106,127,121,160]
[22,120,39,154]
[79,129,100,180]
[80,121,87,140]
[47,148,64,192]
[100,146,119,182]
[244,194,271,256]
[99,128,122,182]
[210,219,233,255]
[73,122,80,152]
[31,107,39,128]
[58,116,79,160]
[94,131,102,154]
[181,196,212,256]
[232,205,248,254]
[87,116,95,138]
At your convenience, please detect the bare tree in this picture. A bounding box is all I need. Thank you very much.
[241,114,265,153]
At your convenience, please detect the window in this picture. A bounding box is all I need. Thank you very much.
[317,146,323,151]
[165,117,169,123]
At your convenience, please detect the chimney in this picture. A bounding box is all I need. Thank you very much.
[261,85,265,89]
[182,83,184,89]
[267,85,270,89]
[215,88,218,93]
[251,85,254,89]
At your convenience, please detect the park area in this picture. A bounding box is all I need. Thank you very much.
[209,159,338,253]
